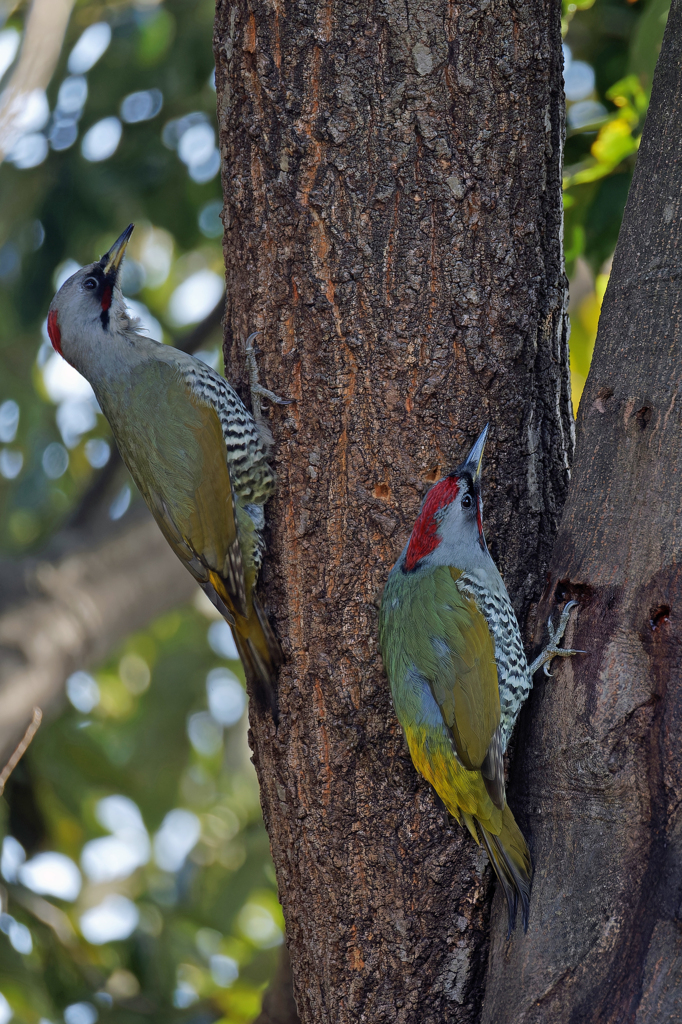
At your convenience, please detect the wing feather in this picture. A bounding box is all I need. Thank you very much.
[110,359,248,618]
[397,565,500,774]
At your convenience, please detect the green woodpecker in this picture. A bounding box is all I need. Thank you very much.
[47,225,285,707]
[378,426,580,931]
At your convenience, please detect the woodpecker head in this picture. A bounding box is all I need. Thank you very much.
[47,224,135,367]
[403,424,490,573]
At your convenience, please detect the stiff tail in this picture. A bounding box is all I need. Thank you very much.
[479,805,532,935]
[232,595,282,721]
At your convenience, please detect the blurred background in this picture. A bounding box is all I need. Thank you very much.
[0,0,669,1021]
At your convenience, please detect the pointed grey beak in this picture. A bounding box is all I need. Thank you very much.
[100,224,134,277]
[464,424,489,484]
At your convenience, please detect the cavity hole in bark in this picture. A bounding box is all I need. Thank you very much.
[650,605,671,631]
[635,405,652,429]
[554,579,592,605]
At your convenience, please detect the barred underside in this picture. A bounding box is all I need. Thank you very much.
[456,573,531,750]
[180,361,276,505]
[179,360,275,572]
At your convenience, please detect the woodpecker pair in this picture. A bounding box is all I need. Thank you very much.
[48,225,286,704]
[49,229,578,931]
[379,427,580,931]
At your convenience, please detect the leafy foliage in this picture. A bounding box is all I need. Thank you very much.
[563,0,670,406]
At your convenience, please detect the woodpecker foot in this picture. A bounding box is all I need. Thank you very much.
[245,332,291,424]
[529,600,585,678]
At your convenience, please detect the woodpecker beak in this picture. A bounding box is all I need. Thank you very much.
[463,424,489,485]
[100,224,134,278]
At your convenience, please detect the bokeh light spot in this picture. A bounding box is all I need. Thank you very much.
[18,852,82,900]
[119,653,151,694]
[120,89,163,123]
[207,620,239,660]
[0,450,23,480]
[153,809,201,871]
[8,921,32,955]
[207,669,246,726]
[0,992,11,1024]
[64,1004,97,1024]
[42,442,69,479]
[187,712,222,757]
[49,118,78,151]
[564,59,596,102]
[81,117,122,162]
[1,837,26,883]
[567,100,608,130]
[109,484,131,521]
[198,199,223,238]
[56,399,97,448]
[84,438,110,468]
[66,671,100,713]
[237,902,283,948]
[80,895,139,944]
[168,269,223,326]
[68,23,112,74]
[8,132,48,169]
[13,89,49,133]
[210,954,239,987]
[57,76,88,116]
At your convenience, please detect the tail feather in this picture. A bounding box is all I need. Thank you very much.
[479,805,532,935]
[232,595,282,721]
[202,579,282,721]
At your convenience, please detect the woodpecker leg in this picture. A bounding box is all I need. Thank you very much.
[245,332,291,424]
[529,600,585,678]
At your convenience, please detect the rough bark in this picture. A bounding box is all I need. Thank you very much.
[483,4,682,1021]
[215,1,570,1019]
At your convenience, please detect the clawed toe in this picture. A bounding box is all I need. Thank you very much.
[529,601,584,679]
[244,331,292,421]
[253,384,292,407]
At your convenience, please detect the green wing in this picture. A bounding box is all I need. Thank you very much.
[432,566,500,770]
[384,564,500,772]
[104,358,249,617]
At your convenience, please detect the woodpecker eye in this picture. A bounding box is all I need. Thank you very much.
[83,277,98,290]
[461,494,473,509]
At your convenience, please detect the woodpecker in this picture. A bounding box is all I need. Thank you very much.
[47,225,286,708]
[378,425,580,931]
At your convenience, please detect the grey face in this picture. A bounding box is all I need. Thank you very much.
[437,474,484,552]
[48,225,135,366]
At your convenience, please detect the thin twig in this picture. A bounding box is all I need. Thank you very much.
[0,707,42,794]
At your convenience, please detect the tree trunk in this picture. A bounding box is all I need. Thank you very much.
[215,1,569,1018]
[482,4,682,1021]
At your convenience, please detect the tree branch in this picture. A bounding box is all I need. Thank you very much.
[0,517,196,763]
[0,0,75,162]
